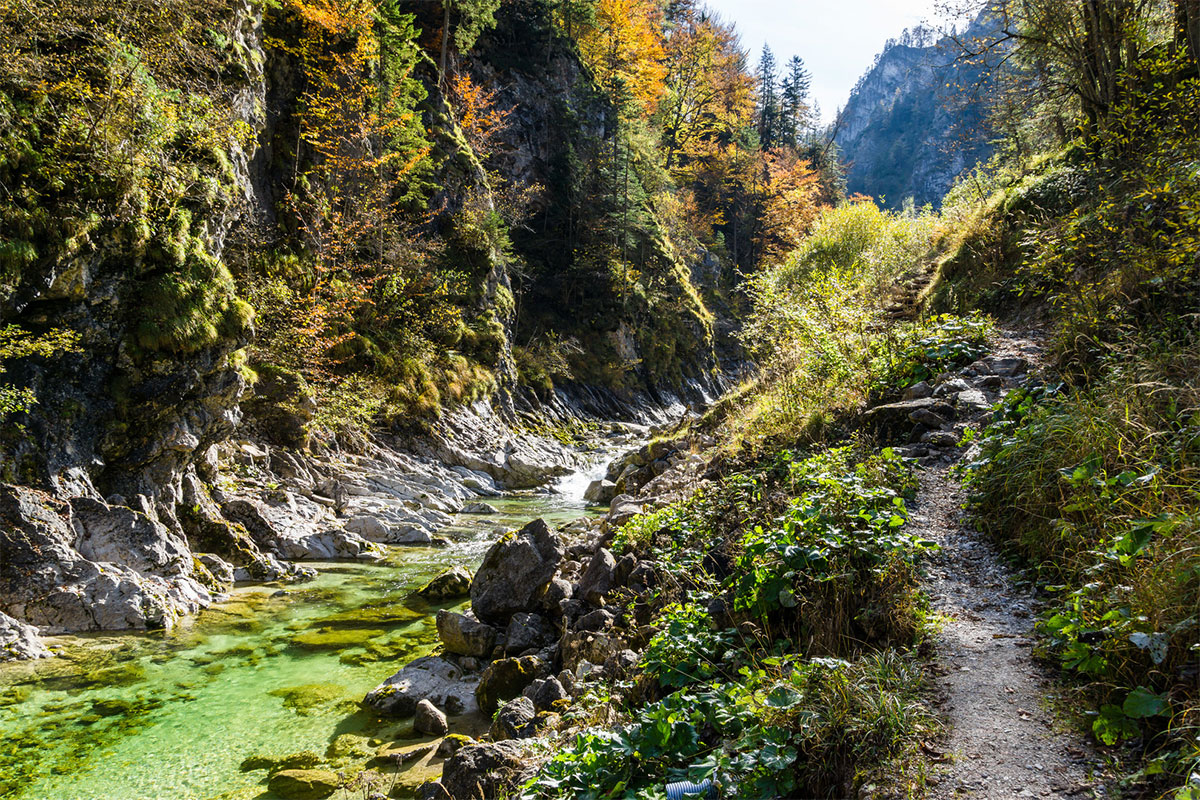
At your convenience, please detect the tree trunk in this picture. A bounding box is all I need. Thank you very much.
[439,1,451,88]
[1185,0,1200,69]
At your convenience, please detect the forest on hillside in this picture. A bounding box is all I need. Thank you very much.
[1,1,1199,799]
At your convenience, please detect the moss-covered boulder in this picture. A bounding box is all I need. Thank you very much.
[267,768,340,799]
[475,655,543,715]
[416,567,472,600]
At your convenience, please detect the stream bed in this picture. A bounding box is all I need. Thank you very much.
[0,488,602,800]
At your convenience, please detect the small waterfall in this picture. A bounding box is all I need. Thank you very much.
[553,455,612,505]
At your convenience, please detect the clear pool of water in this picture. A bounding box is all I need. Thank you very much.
[0,485,602,800]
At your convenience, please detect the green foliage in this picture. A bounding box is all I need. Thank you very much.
[640,602,740,689]
[723,201,938,449]
[732,447,928,649]
[535,444,936,798]
[0,325,82,416]
[869,313,992,396]
[525,652,934,799]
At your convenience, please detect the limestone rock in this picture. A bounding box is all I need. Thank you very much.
[436,609,497,658]
[267,769,340,800]
[460,502,499,515]
[416,567,472,600]
[489,696,536,741]
[475,655,543,714]
[576,608,614,632]
[863,397,947,437]
[583,479,617,504]
[909,407,952,429]
[902,381,934,400]
[577,548,616,606]
[986,356,1028,376]
[605,495,643,528]
[0,611,50,661]
[414,698,450,736]
[70,497,192,576]
[505,612,555,654]
[540,578,573,615]
[469,519,563,624]
[345,515,389,540]
[441,741,526,800]
[0,485,211,634]
[363,656,479,717]
[525,676,569,711]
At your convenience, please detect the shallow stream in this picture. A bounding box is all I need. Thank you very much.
[0,481,604,800]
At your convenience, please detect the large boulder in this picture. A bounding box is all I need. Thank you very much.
[583,479,617,504]
[0,611,50,661]
[441,741,527,800]
[416,567,472,601]
[267,769,340,800]
[469,519,562,624]
[436,609,497,658]
[577,548,617,606]
[0,485,211,633]
[863,398,955,438]
[475,655,544,715]
[363,656,478,717]
[70,497,192,576]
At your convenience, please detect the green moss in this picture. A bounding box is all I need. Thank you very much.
[268,684,352,716]
[289,627,386,652]
[136,245,251,353]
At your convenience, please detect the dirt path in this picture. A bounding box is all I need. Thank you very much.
[905,331,1109,798]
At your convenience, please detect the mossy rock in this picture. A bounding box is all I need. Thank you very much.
[326,733,373,761]
[82,662,147,688]
[240,750,323,773]
[314,605,422,630]
[266,768,340,799]
[475,656,543,715]
[268,684,350,716]
[290,627,386,651]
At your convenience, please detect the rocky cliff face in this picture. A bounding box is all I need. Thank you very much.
[0,0,723,654]
[835,15,996,208]
[0,1,273,636]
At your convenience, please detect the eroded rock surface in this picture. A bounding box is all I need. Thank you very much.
[469,519,563,624]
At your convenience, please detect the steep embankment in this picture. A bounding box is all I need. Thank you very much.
[0,0,730,657]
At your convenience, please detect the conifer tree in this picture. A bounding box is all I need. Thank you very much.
[780,55,812,147]
[756,44,781,149]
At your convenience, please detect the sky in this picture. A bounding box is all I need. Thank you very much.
[700,0,948,123]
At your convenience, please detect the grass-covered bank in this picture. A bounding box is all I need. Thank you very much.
[522,444,939,798]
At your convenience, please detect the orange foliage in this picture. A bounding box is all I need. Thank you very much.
[660,7,755,171]
[756,151,824,261]
[449,71,512,157]
[265,0,433,378]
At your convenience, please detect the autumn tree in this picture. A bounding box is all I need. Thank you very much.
[658,3,755,171]
[254,0,440,398]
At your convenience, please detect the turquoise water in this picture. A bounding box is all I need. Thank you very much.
[0,491,599,800]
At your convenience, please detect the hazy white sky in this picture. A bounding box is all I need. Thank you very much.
[701,0,946,122]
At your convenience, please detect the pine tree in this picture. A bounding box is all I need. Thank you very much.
[780,55,811,147]
[756,44,780,149]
